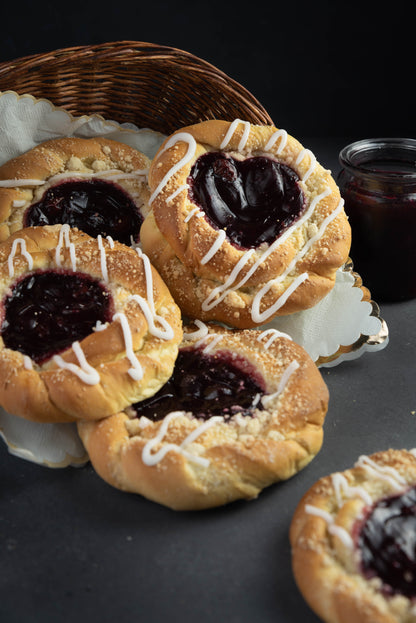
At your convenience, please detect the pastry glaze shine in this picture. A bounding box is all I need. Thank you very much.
[141,119,351,328]
[0,136,150,244]
[0,225,182,423]
[78,322,329,510]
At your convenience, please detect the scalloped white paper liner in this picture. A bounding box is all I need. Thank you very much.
[0,90,388,467]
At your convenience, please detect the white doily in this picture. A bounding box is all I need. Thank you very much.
[0,90,388,467]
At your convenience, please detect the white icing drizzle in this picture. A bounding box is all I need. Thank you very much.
[409,448,416,458]
[252,393,262,408]
[141,411,223,467]
[148,132,197,206]
[23,355,33,370]
[53,341,100,385]
[250,192,344,324]
[129,235,140,249]
[201,187,332,314]
[129,294,174,340]
[219,119,251,151]
[55,224,76,271]
[0,178,44,187]
[201,229,226,265]
[264,129,288,154]
[202,249,256,311]
[119,247,176,341]
[182,319,209,341]
[194,333,224,354]
[184,207,203,223]
[97,235,109,283]
[40,168,148,186]
[296,149,317,182]
[200,334,223,353]
[138,415,152,429]
[273,196,343,287]
[8,238,34,277]
[93,320,108,332]
[106,235,115,249]
[304,454,415,555]
[182,416,223,448]
[134,248,155,313]
[256,328,292,349]
[355,455,407,491]
[43,171,91,184]
[297,197,345,260]
[305,504,354,548]
[251,272,309,324]
[328,524,354,548]
[12,199,26,208]
[167,183,189,204]
[112,312,143,381]
[305,504,333,523]
[97,168,148,181]
[261,360,299,408]
[331,472,373,507]
[145,124,338,327]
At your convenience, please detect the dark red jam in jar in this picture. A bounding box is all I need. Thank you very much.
[338,138,416,301]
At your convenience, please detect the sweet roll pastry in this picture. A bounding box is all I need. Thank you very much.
[140,119,351,328]
[0,225,182,423]
[0,137,150,245]
[78,321,329,510]
[290,449,416,623]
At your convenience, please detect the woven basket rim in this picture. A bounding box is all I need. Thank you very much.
[0,40,273,125]
[0,40,275,136]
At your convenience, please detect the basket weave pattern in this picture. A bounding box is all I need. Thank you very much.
[0,41,273,134]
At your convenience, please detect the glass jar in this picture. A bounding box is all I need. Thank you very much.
[338,138,416,301]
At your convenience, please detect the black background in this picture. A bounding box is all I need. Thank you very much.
[1,0,414,141]
[0,3,415,623]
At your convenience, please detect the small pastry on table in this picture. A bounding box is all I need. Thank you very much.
[290,449,416,623]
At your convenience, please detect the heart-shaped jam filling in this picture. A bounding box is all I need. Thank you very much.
[0,270,113,364]
[187,152,305,249]
[131,347,265,421]
[358,485,416,597]
[24,179,142,245]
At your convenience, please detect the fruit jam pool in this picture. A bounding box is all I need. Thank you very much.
[131,347,265,421]
[0,270,113,364]
[25,178,142,245]
[338,138,416,301]
[358,485,416,598]
[188,152,305,249]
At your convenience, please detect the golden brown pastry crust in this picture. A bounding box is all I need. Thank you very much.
[0,136,150,242]
[78,322,329,510]
[290,449,416,623]
[141,120,351,328]
[0,225,182,423]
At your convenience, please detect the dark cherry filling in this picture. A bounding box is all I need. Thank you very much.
[24,179,142,245]
[131,347,266,421]
[187,152,305,249]
[0,270,113,364]
[358,485,416,598]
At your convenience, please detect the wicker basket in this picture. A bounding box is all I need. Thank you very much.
[0,41,273,134]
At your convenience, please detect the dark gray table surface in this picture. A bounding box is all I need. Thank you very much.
[1,138,414,623]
